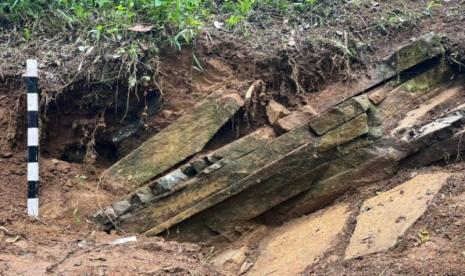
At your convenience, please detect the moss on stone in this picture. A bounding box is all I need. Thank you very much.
[401,62,452,94]
[386,32,445,73]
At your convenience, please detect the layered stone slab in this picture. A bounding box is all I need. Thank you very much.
[308,33,444,114]
[94,33,459,243]
[93,127,275,227]
[345,174,449,259]
[163,98,372,240]
[101,94,244,193]
[249,204,350,276]
[116,94,372,236]
[118,124,315,235]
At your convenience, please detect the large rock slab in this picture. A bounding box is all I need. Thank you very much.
[249,204,350,276]
[261,146,403,223]
[93,127,275,227]
[308,33,444,114]
[117,124,315,235]
[345,173,449,260]
[316,113,369,152]
[101,94,244,193]
[391,85,461,134]
[309,95,370,135]
[383,32,444,74]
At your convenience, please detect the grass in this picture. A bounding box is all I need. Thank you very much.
[0,0,326,95]
[1,0,211,46]
[0,1,332,43]
[0,0,441,96]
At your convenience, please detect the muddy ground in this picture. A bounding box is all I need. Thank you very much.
[2,1,465,275]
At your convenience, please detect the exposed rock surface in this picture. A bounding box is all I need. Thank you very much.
[100,94,244,193]
[249,204,350,276]
[93,33,465,245]
[93,127,275,227]
[345,174,449,259]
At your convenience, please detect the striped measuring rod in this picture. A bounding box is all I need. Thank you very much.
[26,59,39,217]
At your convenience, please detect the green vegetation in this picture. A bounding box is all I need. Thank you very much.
[1,0,212,46]
[1,0,439,51]
[0,0,445,97]
[0,0,340,42]
[0,0,326,92]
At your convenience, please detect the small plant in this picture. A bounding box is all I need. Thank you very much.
[425,0,443,15]
[74,174,87,183]
[73,208,81,226]
[223,0,256,27]
[426,0,443,11]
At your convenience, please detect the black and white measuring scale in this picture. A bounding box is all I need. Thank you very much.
[26,59,39,217]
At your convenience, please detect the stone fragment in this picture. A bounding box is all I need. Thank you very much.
[345,173,449,259]
[402,128,465,167]
[134,186,154,203]
[211,246,248,273]
[266,100,290,124]
[317,113,369,152]
[202,161,225,174]
[249,204,350,276]
[368,88,387,104]
[153,169,189,194]
[407,111,465,154]
[190,158,209,173]
[309,95,370,135]
[101,94,244,193]
[112,200,132,216]
[275,104,318,131]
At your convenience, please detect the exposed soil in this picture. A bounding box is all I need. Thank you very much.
[2,1,465,275]
[0,87,220,274]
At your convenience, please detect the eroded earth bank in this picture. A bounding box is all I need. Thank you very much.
[2,2,465,275]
